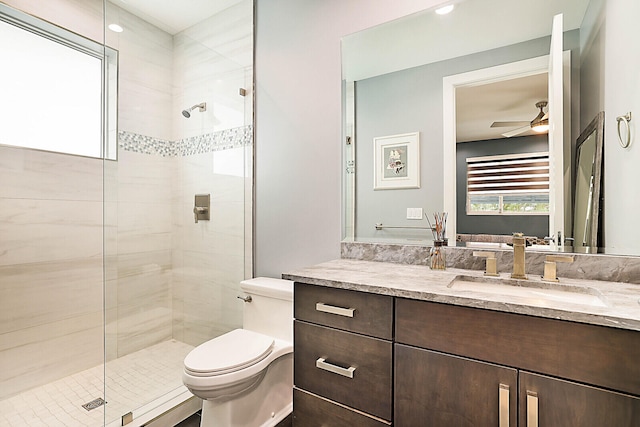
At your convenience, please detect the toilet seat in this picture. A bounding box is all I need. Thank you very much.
[184,329,275,377]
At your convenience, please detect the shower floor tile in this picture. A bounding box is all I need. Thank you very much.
[0,340,194,427]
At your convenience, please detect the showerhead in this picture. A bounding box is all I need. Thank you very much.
[181,102,206,118]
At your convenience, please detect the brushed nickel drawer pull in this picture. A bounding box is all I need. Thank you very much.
[315,358,356,378]
[499,384,509,427]
[315,302,355,318]
[527,390,538,427]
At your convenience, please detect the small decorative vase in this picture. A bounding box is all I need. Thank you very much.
[429,240,446,270]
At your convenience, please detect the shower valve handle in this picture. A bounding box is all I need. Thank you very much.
[193,206,208,223]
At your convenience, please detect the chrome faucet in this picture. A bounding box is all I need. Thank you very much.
[511,233,527,279]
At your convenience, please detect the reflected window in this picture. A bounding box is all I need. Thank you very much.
[0,5,117,159]
[467,152,550,215]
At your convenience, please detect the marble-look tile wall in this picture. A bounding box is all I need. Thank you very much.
[0,146,105,400]
[171,147,249,346]
[173,0,253,141]
[103,2,175,362]
[170,0,253,346]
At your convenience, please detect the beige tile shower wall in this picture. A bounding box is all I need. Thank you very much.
[106,150,175,359]
[106,2,174,142]
[103,2,176,360]
[172,0,253,141]
[171,0,252,347]
[172,150,246,346]
[0,146,104,400]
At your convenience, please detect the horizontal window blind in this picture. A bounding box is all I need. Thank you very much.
[467,152,550,195]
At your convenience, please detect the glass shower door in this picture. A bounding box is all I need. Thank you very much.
[103,0,253,424]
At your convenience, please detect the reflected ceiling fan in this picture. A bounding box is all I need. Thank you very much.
[490,101,549,138]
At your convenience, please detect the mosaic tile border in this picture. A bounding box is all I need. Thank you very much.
[119,125,253,157]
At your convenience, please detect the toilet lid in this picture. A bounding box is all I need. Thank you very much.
[184,329,275,376]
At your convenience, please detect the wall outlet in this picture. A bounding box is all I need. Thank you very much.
[406,208,423,220]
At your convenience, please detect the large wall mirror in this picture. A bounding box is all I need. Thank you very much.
[342,0,640,256]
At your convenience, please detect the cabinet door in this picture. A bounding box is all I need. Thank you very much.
[395,344,517,427]
[519,372,640,426]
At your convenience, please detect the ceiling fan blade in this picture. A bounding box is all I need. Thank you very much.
[491,120,531,128]
[542,112,549,120]
[501,125,530,138]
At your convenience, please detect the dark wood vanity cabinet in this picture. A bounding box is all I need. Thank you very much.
[293,283,393,426]
[292,281,640,426]
[395,298,640,426]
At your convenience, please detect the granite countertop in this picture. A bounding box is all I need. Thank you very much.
[283,259,640,332]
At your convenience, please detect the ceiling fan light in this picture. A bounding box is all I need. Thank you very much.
[531,119,549,133]
[530,101,549,133]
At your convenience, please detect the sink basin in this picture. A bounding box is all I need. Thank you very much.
[448,275,608,308]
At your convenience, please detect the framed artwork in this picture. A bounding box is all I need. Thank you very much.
[373,132,420,190]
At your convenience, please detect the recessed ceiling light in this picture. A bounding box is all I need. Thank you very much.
[108,24,124,33]
[435,4,454,15]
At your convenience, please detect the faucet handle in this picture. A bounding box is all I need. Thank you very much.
[542,254,574,282]
[473,251,498,276]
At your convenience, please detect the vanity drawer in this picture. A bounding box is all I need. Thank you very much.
[293,388,390,427]
[395,298,640,396]
[294,282,393,339]
[294,320,393,421]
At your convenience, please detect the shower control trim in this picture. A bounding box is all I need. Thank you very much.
[194,194,210,223]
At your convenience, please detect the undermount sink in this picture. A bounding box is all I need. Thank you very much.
[448,275,608,308]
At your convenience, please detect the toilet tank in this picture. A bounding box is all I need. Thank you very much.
[240,277,293,342]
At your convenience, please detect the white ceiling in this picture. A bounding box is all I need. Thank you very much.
[107,0,243,34]
[456,73,549,142]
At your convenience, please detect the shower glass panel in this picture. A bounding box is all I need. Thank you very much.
[0,1,108,426]
[0,0,252,425]
[103,0,253,424]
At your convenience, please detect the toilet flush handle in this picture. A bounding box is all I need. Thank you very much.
[237,295,252,303]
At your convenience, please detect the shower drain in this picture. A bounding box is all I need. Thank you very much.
[82,397,106,411]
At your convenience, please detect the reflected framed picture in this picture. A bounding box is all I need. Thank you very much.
[373,132,420,190]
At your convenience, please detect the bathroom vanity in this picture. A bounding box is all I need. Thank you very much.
[285,259,640,426]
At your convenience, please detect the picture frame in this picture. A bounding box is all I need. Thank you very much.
[373,132,420,190]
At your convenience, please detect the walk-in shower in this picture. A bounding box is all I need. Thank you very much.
[0,0,253,426]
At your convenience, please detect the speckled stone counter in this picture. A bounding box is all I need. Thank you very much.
[283,258,640,332]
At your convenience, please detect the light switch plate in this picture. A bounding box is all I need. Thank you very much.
[406,208,423,220]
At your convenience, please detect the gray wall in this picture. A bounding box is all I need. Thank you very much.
[254,0,442,278]
[354,32,580,241]
[456,135,549,237]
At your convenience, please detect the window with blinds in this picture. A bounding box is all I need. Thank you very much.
[466,152,550,215]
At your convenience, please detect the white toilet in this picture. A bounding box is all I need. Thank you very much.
[182,277,294,427]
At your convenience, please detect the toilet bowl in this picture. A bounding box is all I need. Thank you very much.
[182,278,293,427]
